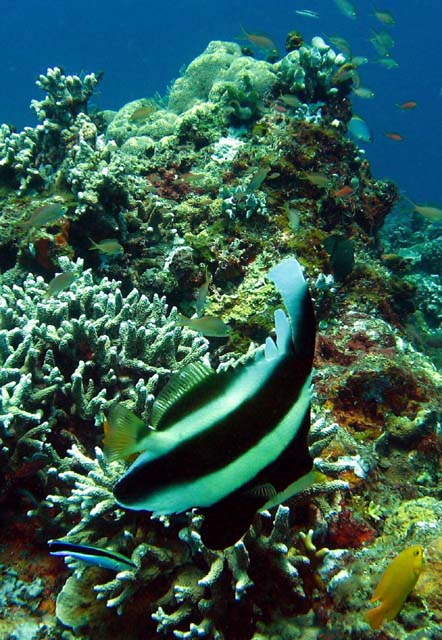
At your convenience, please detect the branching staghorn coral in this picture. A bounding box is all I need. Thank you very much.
[0,257,208,512]
[0,67,103,192]
[31,67,102,126]
[0,257,208,429]
[36,405,349,638]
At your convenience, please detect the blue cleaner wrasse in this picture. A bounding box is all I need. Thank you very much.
[364,545,424,629]
[48,540,136,573]
[295,9,319,19]
[113,258,316,549]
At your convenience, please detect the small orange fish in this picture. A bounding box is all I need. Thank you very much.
[239,26,276,51]
[334,185,353,198]
[364,545,424,630]
[384,132,404,141]
[397,101,417,110]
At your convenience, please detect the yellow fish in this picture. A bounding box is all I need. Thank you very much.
[364,545,424,630]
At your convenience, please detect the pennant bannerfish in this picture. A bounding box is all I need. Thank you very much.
[49,540,136,572]
[112,258,316,548]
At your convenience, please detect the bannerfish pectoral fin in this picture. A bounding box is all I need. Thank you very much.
[262,469,325,510]
[243,482,277,499]
[152,361,215,429]
[104,404,147,462]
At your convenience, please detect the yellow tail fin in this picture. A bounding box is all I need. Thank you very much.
[364,604,385,630]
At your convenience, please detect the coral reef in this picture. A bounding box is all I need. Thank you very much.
[1,32,442,640]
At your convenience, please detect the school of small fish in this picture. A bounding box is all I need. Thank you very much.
[294,2,440,223]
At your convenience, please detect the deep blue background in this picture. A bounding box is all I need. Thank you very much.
[1,0,440,204]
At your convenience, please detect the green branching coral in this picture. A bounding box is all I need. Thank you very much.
[0,257,208,428]
[0,257,208,513]
[31,67,102,126]
[0,68,103,193]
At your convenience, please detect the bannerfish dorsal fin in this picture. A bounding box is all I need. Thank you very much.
[104,404,147,462]
[265,309,291,359]
[267,259,315,358]
[152,361,215,430]
[274,308,291,353]
[264,336,278,360]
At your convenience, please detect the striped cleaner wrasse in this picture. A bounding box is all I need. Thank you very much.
[48,540,135,572]
[113,258,316,549]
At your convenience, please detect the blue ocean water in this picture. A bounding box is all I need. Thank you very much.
[1,0,440,204]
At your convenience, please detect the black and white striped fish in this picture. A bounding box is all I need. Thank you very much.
[112,258,316,548]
